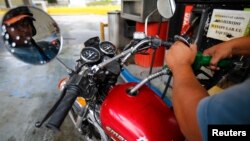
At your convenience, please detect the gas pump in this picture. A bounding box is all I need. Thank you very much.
[121,0,168,67]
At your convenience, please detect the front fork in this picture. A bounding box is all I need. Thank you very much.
[68,97,88,133]
[69,99,109,141]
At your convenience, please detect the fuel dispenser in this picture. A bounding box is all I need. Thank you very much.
[121,0,168,67]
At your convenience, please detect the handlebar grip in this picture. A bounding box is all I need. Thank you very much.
[46,86,79,131]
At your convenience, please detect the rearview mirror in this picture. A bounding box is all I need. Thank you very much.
[157,0,176,19]
[1,6,62,65]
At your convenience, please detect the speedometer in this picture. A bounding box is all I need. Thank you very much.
[99,41,116,56]
[80,47,101,63]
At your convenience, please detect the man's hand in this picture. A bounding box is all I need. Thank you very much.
[165,41,197,72]
[203,42,233,70]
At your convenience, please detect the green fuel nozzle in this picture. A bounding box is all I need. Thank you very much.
[193,52,232,71]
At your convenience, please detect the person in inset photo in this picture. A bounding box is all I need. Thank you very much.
[2,6,60,65]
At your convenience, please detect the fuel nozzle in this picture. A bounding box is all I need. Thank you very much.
[193,52,232,71]
[173,35,232,71]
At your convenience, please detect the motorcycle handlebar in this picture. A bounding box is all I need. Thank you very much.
[161,41,173,49]
[92,39,151,73]
[46,85,80,131]
[46,38,170,129]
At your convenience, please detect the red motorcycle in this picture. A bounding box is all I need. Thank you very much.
[34,32,230,141]
[0,3,185,141]
[1,2,236,141]
[34,35,184,141]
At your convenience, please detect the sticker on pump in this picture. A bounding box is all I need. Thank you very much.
[206,9,250,41]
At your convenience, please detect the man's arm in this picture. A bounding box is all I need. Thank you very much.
[203,36,250,69]
[229,36,250,55]
[165,42,208,141]
[172,65,208,141]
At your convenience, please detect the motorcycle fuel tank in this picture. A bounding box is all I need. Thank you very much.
[100,83,184,141]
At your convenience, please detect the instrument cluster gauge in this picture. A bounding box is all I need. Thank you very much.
[80,47,101,63]
[99,41,116,56]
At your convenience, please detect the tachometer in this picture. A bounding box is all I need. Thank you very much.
[80,47,101,63]
[99,41,116,56]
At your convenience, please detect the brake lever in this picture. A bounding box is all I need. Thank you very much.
[174,35,192,47]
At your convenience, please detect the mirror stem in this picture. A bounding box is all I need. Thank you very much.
[145,9,158,36]
[56,57,74,74]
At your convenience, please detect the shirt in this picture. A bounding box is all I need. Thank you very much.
[10,39,59,65]
[197,76,250,141]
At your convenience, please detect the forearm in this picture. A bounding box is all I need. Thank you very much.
[230,36,250,56]
[172,66,208,141]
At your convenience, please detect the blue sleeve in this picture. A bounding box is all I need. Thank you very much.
[197,78,250,141]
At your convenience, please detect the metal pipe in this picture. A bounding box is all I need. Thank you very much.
[145,9,157,36]
[4,0,11,8]
[129,69,169,95]
[162,74,172,99]
[148,16,163,85]
[100,22,108,41]
[56,57,74,74]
